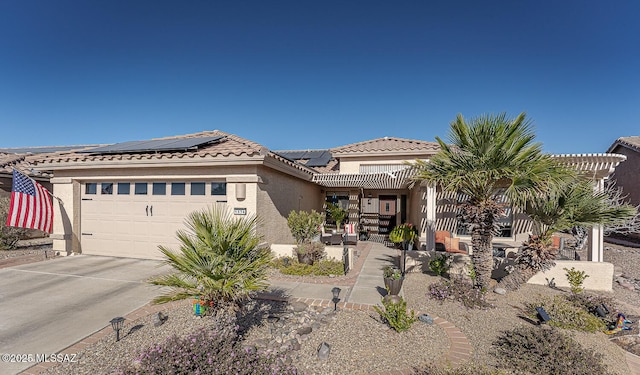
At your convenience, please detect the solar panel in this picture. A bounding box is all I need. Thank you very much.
[79,136,225,154]
[276,150,333,167]
[306,151,332,167]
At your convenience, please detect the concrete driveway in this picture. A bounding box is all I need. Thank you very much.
[0,255,170,374]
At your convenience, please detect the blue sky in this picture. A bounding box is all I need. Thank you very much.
[1,1,638,154]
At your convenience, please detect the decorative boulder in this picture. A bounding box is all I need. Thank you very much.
[317,342,331,360]
[418,314,434,324]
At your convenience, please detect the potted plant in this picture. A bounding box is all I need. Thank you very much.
[383,265,404,295]
[326,202,348,231]
[287,210,326,265]
[359,226,369,241]
[295,242,325,265]
[389,223,418,250]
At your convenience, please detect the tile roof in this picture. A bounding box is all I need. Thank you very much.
[30,130,317,176]
[331,136,440,156]
[32,130,269,166]
[1,152,56,177]
[607,136,640,153]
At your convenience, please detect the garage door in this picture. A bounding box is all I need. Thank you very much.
[80,181,227,259]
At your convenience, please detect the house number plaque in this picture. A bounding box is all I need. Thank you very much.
[233,208,247,215]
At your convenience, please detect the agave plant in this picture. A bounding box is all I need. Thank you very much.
[149,206,272,309]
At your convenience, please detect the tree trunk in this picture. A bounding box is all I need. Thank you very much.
[470,226,494,290]
[497,267,538,291]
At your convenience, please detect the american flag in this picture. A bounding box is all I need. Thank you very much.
[5,169,53,233]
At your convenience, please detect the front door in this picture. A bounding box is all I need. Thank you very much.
[378,195,397,235]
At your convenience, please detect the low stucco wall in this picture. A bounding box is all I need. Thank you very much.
[527,260,614,291]
[402,250,614,291]
[270,244,354,270]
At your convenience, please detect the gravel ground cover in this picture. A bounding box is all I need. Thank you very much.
[37,242,640,375]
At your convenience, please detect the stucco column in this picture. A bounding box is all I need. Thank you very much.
[587,178,605,262]
[49,178,79,256]
[420,183,436,250]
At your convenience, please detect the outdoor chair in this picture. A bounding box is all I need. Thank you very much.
[435,230,467,254]
[343,223,358,245]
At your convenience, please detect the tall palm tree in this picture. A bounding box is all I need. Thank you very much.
[499,178,637,290]
[149,206,272,310]
[412,112,571,290]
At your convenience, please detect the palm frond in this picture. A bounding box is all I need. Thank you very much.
[149,205,271,309]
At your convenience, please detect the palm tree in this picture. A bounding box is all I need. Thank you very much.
[499,178,637,290]
[412,112,571,290]
[149,206,272,310]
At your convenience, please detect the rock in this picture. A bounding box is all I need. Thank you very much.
[290,301,308,313]
[418,314,434,324]
[620,282,636,291]
[252,338,269,348]
[317,342,330,360]
[288,338,301,351]
[153,312,168,327]
[297,326,312,335]
[494,287,507,295]
[614,267,624,278]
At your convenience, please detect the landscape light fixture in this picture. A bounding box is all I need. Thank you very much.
[535,307,551,324]
[110,317,125,342]
[331,287,341,311]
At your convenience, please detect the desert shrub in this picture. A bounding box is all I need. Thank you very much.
[286,210,324,244]
[566,292,617,320]
[526,295,606,332]
[313,259,345,275]
[564,266,589,294]
[428,276,493,309]
[428,253,451,276]
[272,257,344,276]
[414,363,507,375]
[295,241,326,263]
[374,296,417,333]
[0,196,29,250]
[118,313,298,375]
[493,326,613,375]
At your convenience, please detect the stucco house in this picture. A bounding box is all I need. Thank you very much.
[25,130,626,271]
[607,136,640,208]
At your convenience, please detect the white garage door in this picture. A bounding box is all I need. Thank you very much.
[80,181,227,259]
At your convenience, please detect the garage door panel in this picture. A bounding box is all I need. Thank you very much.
[81,181,229,259]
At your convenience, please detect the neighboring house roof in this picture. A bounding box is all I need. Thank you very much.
[0,152,25,170]
[0,145,98,154]
[331,136,440,157]
[606,136,640,153]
